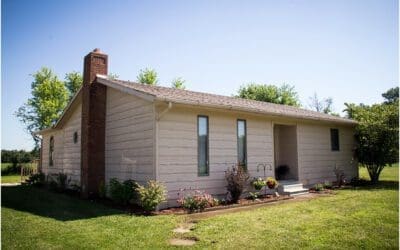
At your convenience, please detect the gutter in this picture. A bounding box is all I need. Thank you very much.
[157,102,173,121]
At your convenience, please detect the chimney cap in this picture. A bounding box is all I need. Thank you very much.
[92,48,103,54]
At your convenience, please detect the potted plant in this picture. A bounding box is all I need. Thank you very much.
[266,177,278,189]
[252,177,266,191]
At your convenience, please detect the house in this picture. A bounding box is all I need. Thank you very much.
[36,49,358,206]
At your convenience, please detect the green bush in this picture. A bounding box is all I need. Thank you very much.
[109,178,138,205]
[252,178,266,190]
[56,173,69,191]
[136,180,166,212]
[26,172,45,186]
[98,181,107,198]
[177,189,218,212]
[225,165,249,203]
[323,181,332,189]
[314,183,325,192]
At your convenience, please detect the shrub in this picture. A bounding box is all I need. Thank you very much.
[136,180,166,212]
[225,165,249,203]
[26,172,45,186]
[56,173,70,191]
[252,177,266,190]
[98,181,107,198]
[109,178,138,205]
[177,189,218,212]
[333,165,346,187]
[314,183,325,191]
[323,180,333,189]
[266,177,279,189]
[248,192,259,200]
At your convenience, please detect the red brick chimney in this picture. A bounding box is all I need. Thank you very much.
[81,48,108,198]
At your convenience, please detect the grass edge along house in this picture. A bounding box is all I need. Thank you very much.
[35,49,358,207]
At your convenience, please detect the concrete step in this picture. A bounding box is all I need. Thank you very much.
[278,181,309,196]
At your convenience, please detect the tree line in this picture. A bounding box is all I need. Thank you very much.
[16,66,398,183]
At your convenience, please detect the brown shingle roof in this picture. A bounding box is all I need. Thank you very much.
[97,75,356,125]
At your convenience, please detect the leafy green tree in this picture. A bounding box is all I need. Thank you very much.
[171,77,186,89]
[382,87,399,104]
[108,73,119,80]
[64,71,83,100]
[16,67,69,147]
[345,89,399,183]
[237,83,300,106]
[137,68,158,85]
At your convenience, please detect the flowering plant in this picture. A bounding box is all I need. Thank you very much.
[177,189,218,212]
[266,177,279,189]
[252,177,266,190]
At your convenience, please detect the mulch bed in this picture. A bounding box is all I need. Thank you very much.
[157,194,293,215]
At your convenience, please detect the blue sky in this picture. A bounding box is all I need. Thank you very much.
[2,0,398,150]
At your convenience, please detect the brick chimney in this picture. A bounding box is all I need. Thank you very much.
[81,49,108,198]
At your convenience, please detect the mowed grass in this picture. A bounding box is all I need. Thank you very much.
[1,175,25,183]
[2,166,398,249]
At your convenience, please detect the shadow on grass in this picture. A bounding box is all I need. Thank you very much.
[1,185,124,221]
[350,180,399,191]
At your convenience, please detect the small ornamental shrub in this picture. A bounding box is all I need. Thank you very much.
[225,165,249,203]
[26,172,45,186]
[177,189,218,212]
[109,178,139,205]
[98,181,107,198]
[266,177,279,189]
[248,192,259,200]
[333,166,346,187]
[252,177,266,190]
[323,181,333,189]
[56,172,70,191]
[314,183,325,192]
[136,180,166,212]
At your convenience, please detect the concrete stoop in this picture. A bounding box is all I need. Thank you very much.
[278,181,309,196]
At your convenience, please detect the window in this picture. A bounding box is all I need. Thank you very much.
[73,132,78,144]
[49,136,54,166]
[237,120,247,168]
[198,116,209,176]
[330,128,339,151]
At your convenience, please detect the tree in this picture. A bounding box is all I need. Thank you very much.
[64,71,83,100]
[345,89,399,184]
[171,77,186,89]
[137,68,158,85]
[15,68,69,148]
[108,73,119,80]
[237,83,300,106]
[308,92,333,114]
[382,87,399,104]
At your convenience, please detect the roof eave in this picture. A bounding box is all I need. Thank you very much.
[96,75,156,102]
[155,98,358,125]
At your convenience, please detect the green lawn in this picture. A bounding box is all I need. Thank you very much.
[2,166,398,249]
[1,175,24,184]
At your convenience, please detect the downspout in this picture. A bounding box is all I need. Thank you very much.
[157,102,173,121]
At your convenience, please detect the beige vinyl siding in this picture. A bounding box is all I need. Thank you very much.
[297,124,357,185]
[61,103,82,184]
[157,106,274,206]
[105,88,155,184]
[40,104,82,184]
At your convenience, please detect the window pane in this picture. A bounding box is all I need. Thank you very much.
[198,116,209,175]
[330,129,339,151]
[49,136,54,166]
[237,120,247,167]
